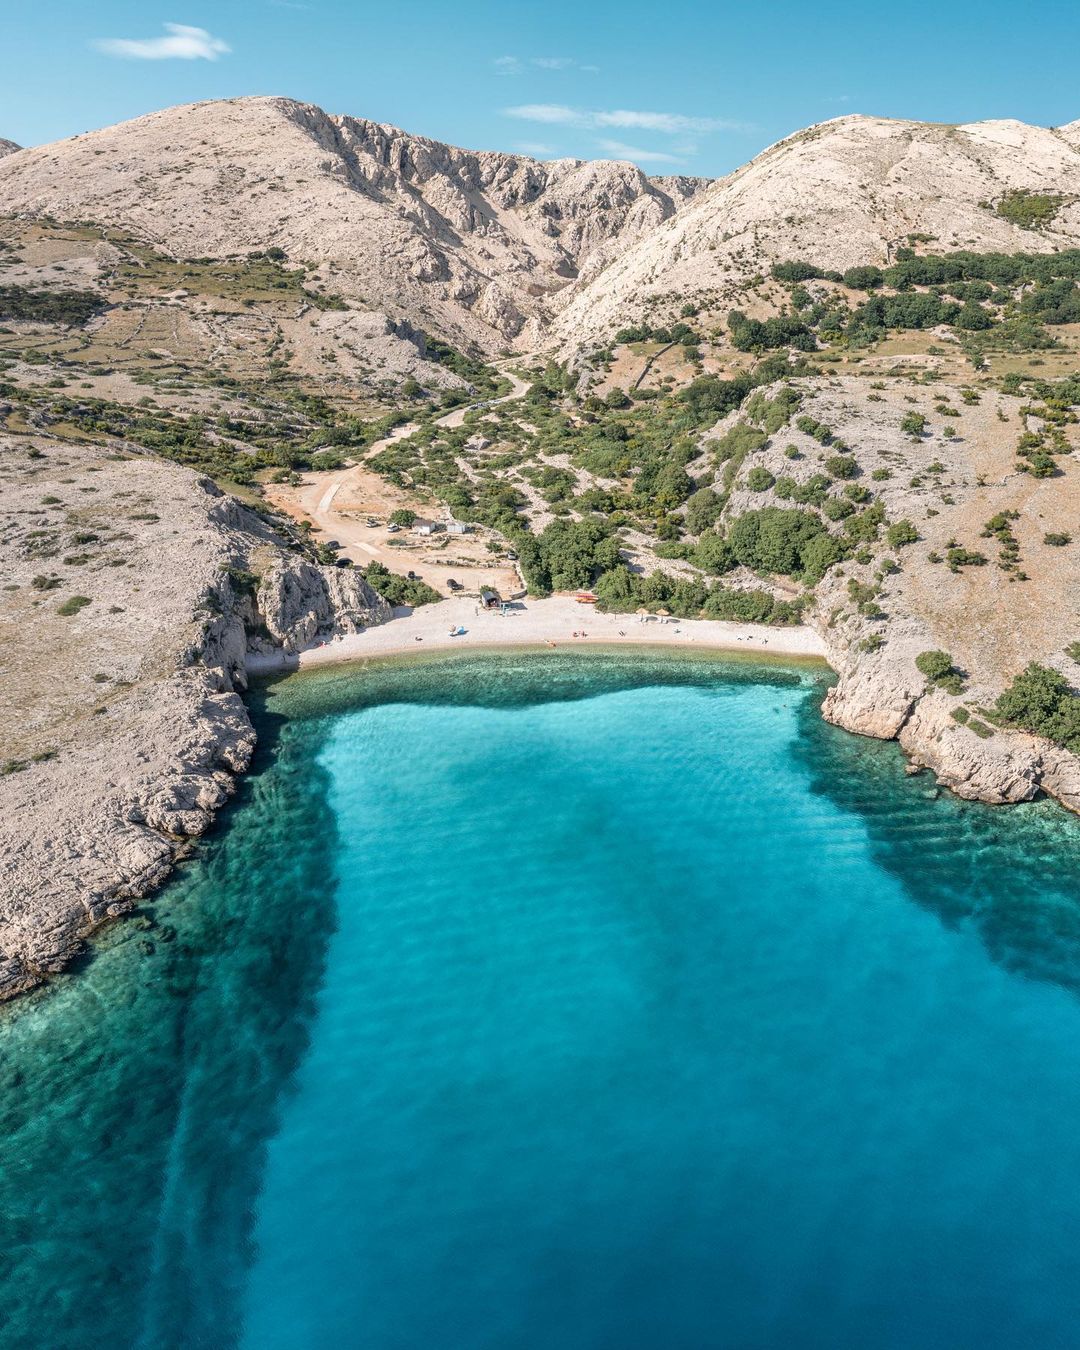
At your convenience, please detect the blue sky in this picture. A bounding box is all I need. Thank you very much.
[4,1,1080,176]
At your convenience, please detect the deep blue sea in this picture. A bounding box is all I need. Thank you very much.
[4,649,1080,1350]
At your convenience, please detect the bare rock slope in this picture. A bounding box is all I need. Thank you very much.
[0,96,704,354]
[0,434,390,1000]
[0,139,20,159]
[554,114,1080,348]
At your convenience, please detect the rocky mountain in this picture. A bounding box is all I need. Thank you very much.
[0,139,20,158]
[0,96,705,354]
[553,114,1080,348]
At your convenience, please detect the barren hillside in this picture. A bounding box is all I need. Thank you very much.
[553,115,1080,349]
[0,96,704,355]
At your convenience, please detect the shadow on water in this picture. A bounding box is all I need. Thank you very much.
[3,648,1078,1349]
[791,691,1080,1000]
[0,692,340,1350]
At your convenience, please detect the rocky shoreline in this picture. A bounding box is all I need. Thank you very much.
[0,436,389,1002]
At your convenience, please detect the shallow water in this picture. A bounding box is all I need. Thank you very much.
[3,650,1080,1350]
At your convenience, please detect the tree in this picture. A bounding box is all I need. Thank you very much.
[389,508,417,527]
[746,466,776,492]
[994,663,1080,752]
[685,487,723,535]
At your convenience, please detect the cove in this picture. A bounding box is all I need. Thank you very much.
[2,649,1080,1350]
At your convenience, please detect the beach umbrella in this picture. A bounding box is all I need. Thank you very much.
[636,606,651,615]
[657,608,672,617]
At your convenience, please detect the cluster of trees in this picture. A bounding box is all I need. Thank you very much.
[515,518,621,594]
[0,285,107,326]
[763,248,1080,350]
[776,248,1080,290]
[613,321,700,346]
[725,506,845,583]
[728,310,816,352]
[592,564,807,625]
[994,663,1080,752]
[360,561,441,608]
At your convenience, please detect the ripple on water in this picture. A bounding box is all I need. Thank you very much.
[2,650,1079,1350]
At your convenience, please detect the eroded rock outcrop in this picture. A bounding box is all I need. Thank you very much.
[256,559,392,651]
[0,435,393,1000]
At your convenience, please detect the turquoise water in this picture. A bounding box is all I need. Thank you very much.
[3,649,1080,1349]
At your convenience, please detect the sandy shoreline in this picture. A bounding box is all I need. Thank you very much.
[246,595,829,675]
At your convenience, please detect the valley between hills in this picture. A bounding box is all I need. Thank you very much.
[1,95,1079,997]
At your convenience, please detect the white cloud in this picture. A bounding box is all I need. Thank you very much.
[503,105,747,134]
[595,138,685,165]
[494,56,599,76]
[505,103,580,125]
[93,23,230,61]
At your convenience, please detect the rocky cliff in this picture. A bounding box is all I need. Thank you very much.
[0,434,392,1000]
[699,375,1080,814]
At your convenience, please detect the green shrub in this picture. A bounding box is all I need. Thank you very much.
[389,508,417,528]
[994,663,1080,752]
[995,189,1066,231]
[886,519,918,547]
[714,421,768,462]
[825,454,858,479]
[685,488,723,534]
[746,466,776,492]
[57,595,91,616]
[915,649,964,695]
[1044,532,1072,546]
[900,412,928,438]
[950,706,970,724]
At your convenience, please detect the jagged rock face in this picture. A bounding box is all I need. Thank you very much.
[256,559,392,652]
[553,113,1080,347]
[0,138,20,159]
[0,95,706,351]
[0,436,395,1001]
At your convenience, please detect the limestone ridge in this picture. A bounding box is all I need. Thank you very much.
[0,440,391,1002]
[0,139,20,159]
[552,114,1080,349]
[0,96,706,353]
